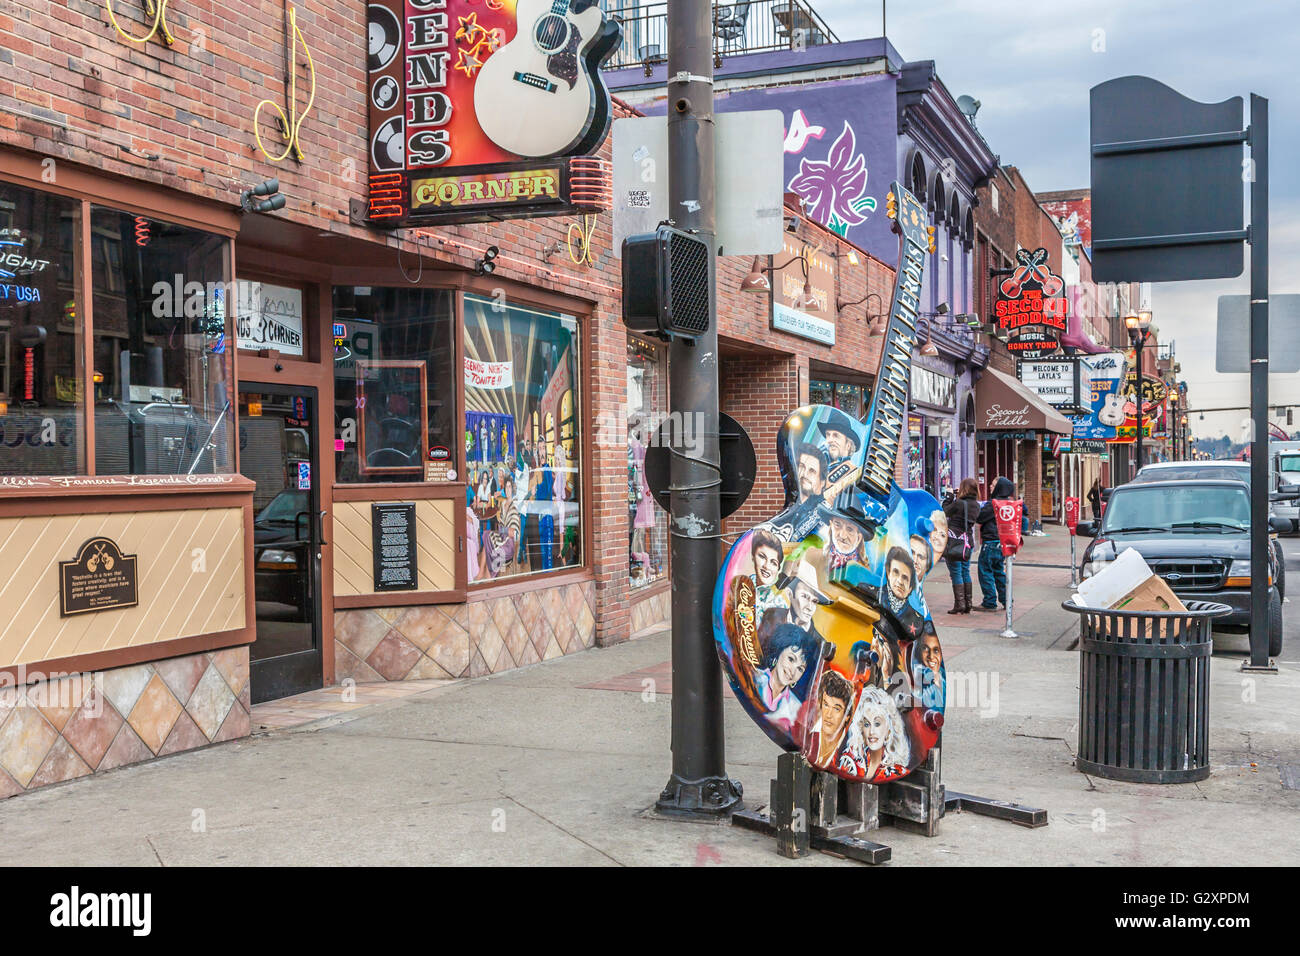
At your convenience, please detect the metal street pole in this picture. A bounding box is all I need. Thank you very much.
[1246,93,1273,670]
[1133,334,1144,475]
[656,0,743,816]
[1000,554,1017,639]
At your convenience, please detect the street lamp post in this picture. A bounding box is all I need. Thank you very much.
[1126,310,1153,475]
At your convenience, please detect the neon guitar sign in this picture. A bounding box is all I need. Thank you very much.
[714,182,946,783]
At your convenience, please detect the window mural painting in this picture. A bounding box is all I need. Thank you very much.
[463,294,582,584]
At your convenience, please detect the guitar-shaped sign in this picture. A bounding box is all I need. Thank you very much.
[714,182,946,784]
[473,0,621,158]
[1097,391,1125,428]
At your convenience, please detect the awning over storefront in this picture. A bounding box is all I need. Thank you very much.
[974,367,1073,436]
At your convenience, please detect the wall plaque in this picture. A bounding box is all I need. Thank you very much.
[372,503,418,592]
[59,537,139,616]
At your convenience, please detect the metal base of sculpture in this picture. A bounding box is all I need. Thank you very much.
[732,740,1046,863]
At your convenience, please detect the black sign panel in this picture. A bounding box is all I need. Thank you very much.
[1091,76,1245,282]
[371,503,418,592]
[59,537,139,616]
[644,412,756,519]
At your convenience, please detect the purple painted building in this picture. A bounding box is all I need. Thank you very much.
[608,32,997,496]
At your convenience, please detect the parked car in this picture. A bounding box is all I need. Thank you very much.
[253,489,312,613]
[1077,479,1286,656]
[1129,459,1285,598]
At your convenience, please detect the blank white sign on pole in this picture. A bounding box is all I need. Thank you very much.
[1216,294,1300,372]
[612,110,785,257]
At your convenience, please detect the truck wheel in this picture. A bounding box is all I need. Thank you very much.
[1275,540,1287,599]
[1269,588,1283,658]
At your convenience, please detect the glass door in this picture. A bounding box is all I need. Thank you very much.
[239,384,324,703]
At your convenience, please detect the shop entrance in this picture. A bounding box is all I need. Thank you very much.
[238,383,325,703]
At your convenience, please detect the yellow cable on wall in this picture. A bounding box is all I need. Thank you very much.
[105,0,175,46]
[567,215,598,267]
[253,3,316,163]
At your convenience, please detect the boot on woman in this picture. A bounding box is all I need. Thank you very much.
[947,580,965,615]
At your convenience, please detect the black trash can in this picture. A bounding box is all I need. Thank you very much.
[1061,600,1231,783]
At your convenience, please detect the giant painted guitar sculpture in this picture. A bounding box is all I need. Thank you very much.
[714,183,947,784]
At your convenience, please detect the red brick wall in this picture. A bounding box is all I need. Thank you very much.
[720,351,800,535]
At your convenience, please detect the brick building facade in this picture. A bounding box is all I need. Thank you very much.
[0,1,905,796]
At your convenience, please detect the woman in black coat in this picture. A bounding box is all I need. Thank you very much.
[1087,478,1103,520]
[942,477,981,614]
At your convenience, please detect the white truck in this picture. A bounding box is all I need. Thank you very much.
[1273,440,1300,533]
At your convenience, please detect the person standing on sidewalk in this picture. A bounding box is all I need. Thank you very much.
[974,476,1015,612]
[942,478,980,615]
[1087,477,1103,521]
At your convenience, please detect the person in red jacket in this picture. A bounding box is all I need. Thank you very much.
[974,476,1015,611]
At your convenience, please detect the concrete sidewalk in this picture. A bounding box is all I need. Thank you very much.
[1,526,1297,866]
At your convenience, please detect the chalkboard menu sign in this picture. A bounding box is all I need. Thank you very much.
[371,503,418,591]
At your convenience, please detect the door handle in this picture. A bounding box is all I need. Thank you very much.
[295,510,329,548]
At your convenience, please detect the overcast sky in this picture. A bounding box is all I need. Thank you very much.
[810,0,1298,443]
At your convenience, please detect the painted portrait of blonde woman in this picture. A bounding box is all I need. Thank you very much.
[840,685,910,782]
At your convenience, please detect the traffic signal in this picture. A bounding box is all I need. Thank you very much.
[621,225,711,342]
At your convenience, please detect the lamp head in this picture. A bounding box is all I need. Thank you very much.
[739,256,771,294]
[796,277,819,310]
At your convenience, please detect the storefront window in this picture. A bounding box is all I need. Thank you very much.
[628,335,667,589]
[810,377,867,420]
[464,293,582,583]
[90,207,233,475]
[332,287,456,483]
[906,414,923,488]
[0,182,84,475]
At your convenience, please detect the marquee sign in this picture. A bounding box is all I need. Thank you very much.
[363,0,619,228]
[1017,357,1090,414]
[994,247,1068,358]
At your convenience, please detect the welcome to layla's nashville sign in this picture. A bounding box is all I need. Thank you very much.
[994,247,1068,358]
[1017,357,1091,414]
[364,0,620,227]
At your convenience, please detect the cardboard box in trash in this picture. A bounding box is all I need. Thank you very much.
[1071,547,1186,635]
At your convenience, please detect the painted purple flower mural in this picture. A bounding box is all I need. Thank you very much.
[787,121,877,237]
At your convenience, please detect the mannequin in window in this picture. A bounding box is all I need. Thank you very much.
[628,414,655,582]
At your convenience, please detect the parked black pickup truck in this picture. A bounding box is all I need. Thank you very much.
[1077,479,1286,656]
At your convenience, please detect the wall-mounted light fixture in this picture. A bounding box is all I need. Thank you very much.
[739,248,818,309]
[474,245,500,276]
[916,303,950,356]
[241,178,286,213]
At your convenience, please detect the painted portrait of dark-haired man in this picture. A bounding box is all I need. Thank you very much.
[806,668,855,770]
